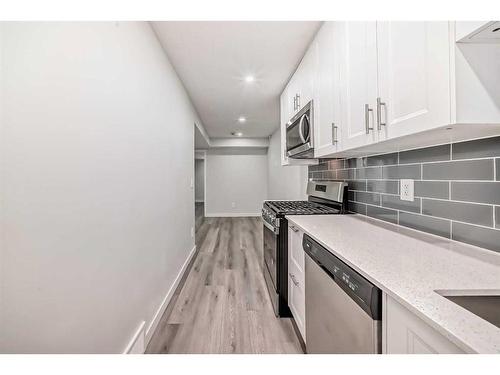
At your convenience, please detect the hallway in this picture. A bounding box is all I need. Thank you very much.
[146,217,303,354]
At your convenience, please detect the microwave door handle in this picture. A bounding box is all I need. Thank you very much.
[298,114,307,144]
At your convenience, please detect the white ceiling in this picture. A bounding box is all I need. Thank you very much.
[152,21,321,138]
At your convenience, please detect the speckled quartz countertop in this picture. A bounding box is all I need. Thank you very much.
[286,214,500,354]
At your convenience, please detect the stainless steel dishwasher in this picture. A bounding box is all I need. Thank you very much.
[303,234,382,354]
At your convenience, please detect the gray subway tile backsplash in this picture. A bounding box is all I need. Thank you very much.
[423,159,494,181]
[451,182,500,205]
[366,153,398,167]
[349,202,367,215]
[309,135,500,254]
[355,191,381,206]
[382,165,421,179]
[348,190,355,202]
[366,205,398,224]
[414,181,449,199]
[399,212,451,239]
[328,159,345,170]
[337,168,355,180]
[452,136,500,160]
[422,199,493,227]
[382,194,421,213]
[323,170,336,180]
[367,180,399,195]
[356,167,382,179]
[347,158,367,169]
[399,144,451,164]
[452,222,500,253]
[347,180,367,191]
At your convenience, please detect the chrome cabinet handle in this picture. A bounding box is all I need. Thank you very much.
[293,96,296,111]
[365,104,374,134]
[297,94,301,110]
[332,122,338,144]
[377,97,386,131]
[289,273,299,286]
[290,225,299,232]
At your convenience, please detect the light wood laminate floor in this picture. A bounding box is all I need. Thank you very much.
[146,216,303,354]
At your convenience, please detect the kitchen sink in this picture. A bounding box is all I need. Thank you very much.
[441,294,500,329]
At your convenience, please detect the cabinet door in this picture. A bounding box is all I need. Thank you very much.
[340,22,379,151]
[288,224,306,341]
[287,73,299,116]
[314,22,343,157]
[295,42,316,111]
[376,22,451,140]
[384,295,464,354]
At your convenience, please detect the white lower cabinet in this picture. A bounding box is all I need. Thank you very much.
[383,294,465,354]
[288,223,306,342]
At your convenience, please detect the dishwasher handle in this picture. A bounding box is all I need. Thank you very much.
[303,234,382,320]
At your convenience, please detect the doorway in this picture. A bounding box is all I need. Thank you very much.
[194,152,206,238]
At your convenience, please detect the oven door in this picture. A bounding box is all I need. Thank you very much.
[263,220,278,290]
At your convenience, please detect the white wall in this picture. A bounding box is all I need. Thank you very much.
[195,159,205,202]
[0,22,201,353]
[205,152,268,216]
[267,128,308,200]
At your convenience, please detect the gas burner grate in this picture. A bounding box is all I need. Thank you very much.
[265,200,340,215]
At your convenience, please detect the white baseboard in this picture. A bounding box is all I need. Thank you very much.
[143,244,197,348]
[123,320,146,354]
[205,212,261,217]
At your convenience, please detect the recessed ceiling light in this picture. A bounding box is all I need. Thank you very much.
[231,132,243,137]
[244,75,255,83]
[238,116,246,123]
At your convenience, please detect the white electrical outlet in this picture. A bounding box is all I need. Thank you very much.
[190,226,194,238]
[231,202,236,208]
[400,179,414,201]
[190,178,194,189]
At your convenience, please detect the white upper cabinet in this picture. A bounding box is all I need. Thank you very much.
[376,22,452,140]
[280,21,500,161]
[340,22,379,151]
[279,36,318,166]
[295,42,316,111]
[314,22,343,157]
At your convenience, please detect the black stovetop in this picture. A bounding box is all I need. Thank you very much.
[264,200,341,216]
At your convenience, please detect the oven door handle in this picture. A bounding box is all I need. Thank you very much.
[263,219,279,235]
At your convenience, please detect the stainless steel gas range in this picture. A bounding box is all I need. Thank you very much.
[261,180,348,317]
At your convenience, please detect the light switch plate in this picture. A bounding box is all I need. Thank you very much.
[400,179,414,201]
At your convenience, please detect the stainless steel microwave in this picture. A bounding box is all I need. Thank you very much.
[286,100,314,159]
